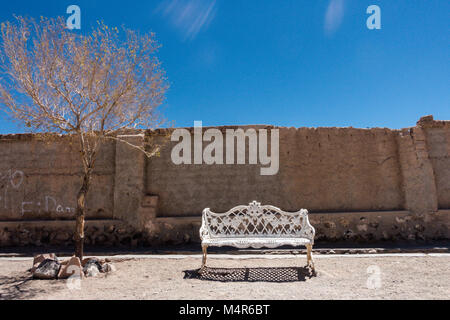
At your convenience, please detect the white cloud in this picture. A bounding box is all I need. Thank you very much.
[324,0,345,35]
[156,0,217,41]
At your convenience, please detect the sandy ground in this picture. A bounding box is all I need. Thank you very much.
[0,254,449,300]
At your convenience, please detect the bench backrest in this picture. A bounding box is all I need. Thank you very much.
[200,201,315,242]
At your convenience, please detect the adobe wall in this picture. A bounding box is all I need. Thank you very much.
[421,121,450,209]
[0,135,115,221]
[0,116,449,247]
[147,127,404,216]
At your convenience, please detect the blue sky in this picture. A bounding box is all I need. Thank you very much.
[0,0,448,133]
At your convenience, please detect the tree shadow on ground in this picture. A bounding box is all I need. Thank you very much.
[183,266,316,283]
[0,274,47,300]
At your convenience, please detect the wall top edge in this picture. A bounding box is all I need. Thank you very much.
[1,116,448,140]
[416,115,450,129]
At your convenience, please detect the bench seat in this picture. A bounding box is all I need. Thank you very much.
[202,237,312,248]
[199,201,316,272]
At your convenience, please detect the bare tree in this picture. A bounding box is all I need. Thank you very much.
[0,16,169,259]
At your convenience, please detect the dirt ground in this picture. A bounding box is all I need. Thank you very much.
[0,254,448,300]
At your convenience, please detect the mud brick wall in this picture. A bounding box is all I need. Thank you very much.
[0,116,449,246]
[0,135,115,221]
[147,127,404,216]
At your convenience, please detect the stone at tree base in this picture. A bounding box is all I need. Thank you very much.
[58,256,83,279]
[81,257,104,267]
[84,265,100,277]
[83,258,102,277]
[101,263,116,273]
[33,259,61,279]
[31,253,58,273]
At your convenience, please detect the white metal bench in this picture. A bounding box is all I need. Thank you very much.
[199,201,316,272]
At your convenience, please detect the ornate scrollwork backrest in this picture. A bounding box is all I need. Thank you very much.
[200,201,315,242]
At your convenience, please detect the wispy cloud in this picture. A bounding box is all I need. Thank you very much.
[324,0,345,35]
[155,0,217,41]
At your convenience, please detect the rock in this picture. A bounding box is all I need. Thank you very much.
[55,232,71,242]
[357,224,368,232]
[101,263,116,273]
[117,228,126,235]
[82,257,103,268]
[83,258,102,277]
[414,224,425,232]
[85,265,100,277]
[344,230,354,239]
[96,235,106,243]
[33,259,61,279]
[58,256,83,279]
[324,222,335,229]
[369,222,379,229]
[31,253,58,273]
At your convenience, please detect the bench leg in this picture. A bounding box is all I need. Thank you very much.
[306,243,315,273]
[200,244,208,272]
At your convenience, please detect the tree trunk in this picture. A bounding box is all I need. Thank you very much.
[74,169,91,260]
